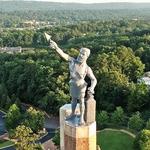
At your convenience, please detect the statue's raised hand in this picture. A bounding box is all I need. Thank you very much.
[44,32,71,61]
[44,32,58,49]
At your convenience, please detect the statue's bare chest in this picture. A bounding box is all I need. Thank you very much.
[69,61,87,79]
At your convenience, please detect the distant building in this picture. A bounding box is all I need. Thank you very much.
[20,20,53,28]
[132,18,138,21]
[138,72,150,86]
[22,20,35,28]
[0,47,22,54]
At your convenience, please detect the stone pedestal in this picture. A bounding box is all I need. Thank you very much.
[60,104,96,150]
[64,120,96,150]
[59,104,80,150]
[85,95,96,124]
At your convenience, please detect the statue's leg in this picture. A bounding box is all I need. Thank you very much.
[69,83,78,117]
[66,97,77,120]
[71,97,77,116]
[79,96,85,125]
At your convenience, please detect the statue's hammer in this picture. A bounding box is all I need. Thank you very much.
[44,32,52,42]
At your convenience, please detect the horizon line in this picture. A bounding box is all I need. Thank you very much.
[1,0,150,4]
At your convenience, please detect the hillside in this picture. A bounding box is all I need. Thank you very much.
[0,1,150,12]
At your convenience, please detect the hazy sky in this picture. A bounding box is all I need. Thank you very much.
[37,0,150,3]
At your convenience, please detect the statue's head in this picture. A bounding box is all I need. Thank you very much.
[77,47,90,63]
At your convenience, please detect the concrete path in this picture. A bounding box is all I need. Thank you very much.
[100,128,136,138]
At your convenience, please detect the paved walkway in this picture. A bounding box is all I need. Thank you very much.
[1,146,15,150]
[42,139,57,150]
[44,117,59,129]
[100,128,136,138]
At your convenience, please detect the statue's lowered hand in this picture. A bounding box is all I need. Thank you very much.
[88,87,94,94]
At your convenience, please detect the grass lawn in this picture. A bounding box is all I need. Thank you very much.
[97,130,134,150]
[0,140,14,148]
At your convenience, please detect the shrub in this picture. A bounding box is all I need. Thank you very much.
[146,119,150,130]
[96,111,109,128]
[5,104,21,131]
[52,130,60,146]
[134,129,150,150]
[111,107,126,126]
[128,112,144,131]
[23,107,45,133]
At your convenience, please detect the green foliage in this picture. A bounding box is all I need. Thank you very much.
[128,112,144,131]
[5,104,45,134]
[0,49,70,114]
[96,70,129,111]
[0,83,11,109]
[52,130,60,146]
[146,119,150,130]
[23,107,45,133]
[15,125,41,150]
[115,46,145,82]
[134,129,150,150]
[5,104,21,130]
[0,19,150,116]
[111,107,126,126]
[127,83,150,112]
[8,129,16,139]
[95,46,144,111]
[96,111,109,128]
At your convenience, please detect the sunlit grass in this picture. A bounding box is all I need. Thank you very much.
[97,130,134,150]
[0,140,14,148]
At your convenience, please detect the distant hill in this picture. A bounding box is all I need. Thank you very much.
[0,1,150,12]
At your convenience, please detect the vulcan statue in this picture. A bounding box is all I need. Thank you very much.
[45,33,97,125]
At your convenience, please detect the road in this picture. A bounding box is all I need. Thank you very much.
[0,111,6,136]
[39,128,56,144]
[0,110,59,150]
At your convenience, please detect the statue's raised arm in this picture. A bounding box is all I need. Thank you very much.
[44,33,72,61]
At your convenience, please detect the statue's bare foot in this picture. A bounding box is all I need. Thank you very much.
[79,119,85,126]
[66,113,75,120]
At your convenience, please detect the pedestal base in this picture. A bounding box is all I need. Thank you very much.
[64,120,96,150]
[60,104,80,150]
[59,104,96,150]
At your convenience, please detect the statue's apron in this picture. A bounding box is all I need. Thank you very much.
[69,59,88,99]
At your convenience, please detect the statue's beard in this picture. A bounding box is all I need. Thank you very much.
[77,56,84,63]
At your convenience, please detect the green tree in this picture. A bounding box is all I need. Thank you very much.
[128,112,144,131]
[111,106,126,126]
[146,119,150,130]
[15,125,41,150]
[0,83,9,108]
[115,46,144,82]
[52,129,60,146]
[23,107,45,133]
[96,110,109,128]
[134,129,150,150]
[96,70,129,111]
[5,104,21,130]
[139,46,150,71]
[127,83,150,112]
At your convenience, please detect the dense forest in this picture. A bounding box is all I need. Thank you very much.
[0,1,150,149]
[0,1,150,27]
[0,19,150,116]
